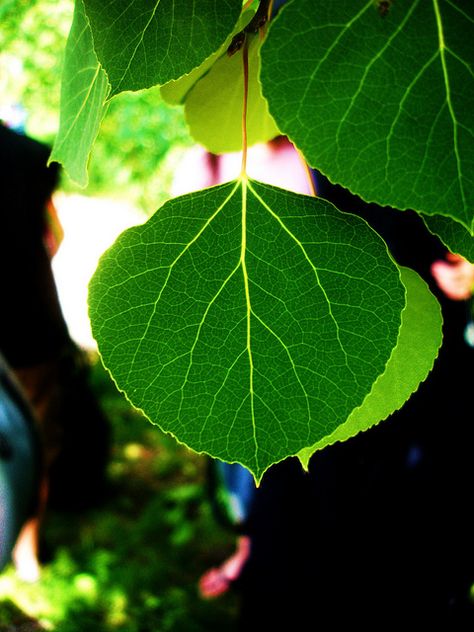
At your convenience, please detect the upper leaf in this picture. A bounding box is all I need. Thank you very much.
[83,0,242,96]
[89,179,405,481]
[160,7,257,106]
[298,266,443,469]
[261,0,474,232]
[49,0,110,186]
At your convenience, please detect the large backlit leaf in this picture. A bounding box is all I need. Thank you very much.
[298,266,443,469]
[184,35,280,153]
[49,0,110,186]
[89,179,405,481]
[261,0,474,232]
[422,214,474,262]
[83,0,242,96]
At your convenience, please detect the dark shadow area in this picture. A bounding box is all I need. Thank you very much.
[0,599,46,631]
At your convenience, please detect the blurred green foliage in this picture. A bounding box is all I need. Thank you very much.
[0,0,70,139]
[0,357,239,631]
[85,87,194,212]
[0,0,194,212]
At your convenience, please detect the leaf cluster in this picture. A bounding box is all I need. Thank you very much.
[51,0,473,480]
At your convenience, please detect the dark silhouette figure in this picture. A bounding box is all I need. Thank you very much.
[0,123,110,580]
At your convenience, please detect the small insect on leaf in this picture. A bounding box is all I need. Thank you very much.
[227,0,271,56]
[377,0,393,18]
[227,31,246,56]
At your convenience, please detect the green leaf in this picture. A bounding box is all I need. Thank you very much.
[184,34,280,153]
[49,0,110,187]
[89,179,405,481]
[160,7,257,106]
[261,0,474,232]
[422,214,474,262]
[298,266,443,469]
[83,0,242,97]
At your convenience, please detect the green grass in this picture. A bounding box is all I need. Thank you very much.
[0,355,239,631]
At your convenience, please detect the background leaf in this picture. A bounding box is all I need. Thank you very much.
[160,7,256,106]
[83,0,242,96]
[422,213,474,262]
[184,35,280,154]
[261,0,474,231]
[49,0,109,186]
[89,179,405,481]
[298,266,443,468]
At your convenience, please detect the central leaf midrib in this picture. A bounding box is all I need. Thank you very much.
[240,176,259,464]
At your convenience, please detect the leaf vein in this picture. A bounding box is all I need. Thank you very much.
[433,0,467,211]
[248,181,355,375]
[124,181,240,381]
[335,0,420,154]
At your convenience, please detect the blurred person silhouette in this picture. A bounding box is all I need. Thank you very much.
[0,122,110,581]
[0,351,41,575]
[198,460,254,598]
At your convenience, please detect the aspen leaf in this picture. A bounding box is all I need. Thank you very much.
[89,179,405,481]
[83,0,242,96]
[261,0,474,231]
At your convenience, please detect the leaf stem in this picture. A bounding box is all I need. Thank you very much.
[297,149,317,196]
[241,37,250,178]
